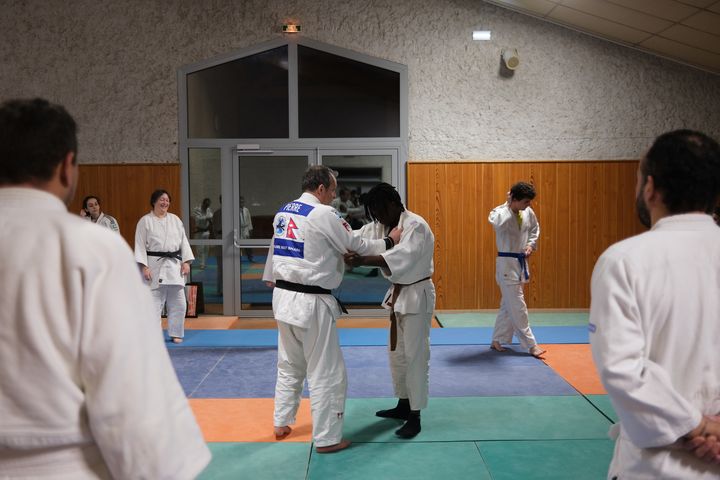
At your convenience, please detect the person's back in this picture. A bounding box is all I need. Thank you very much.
[0,98,210,479]
[590,129,720,478]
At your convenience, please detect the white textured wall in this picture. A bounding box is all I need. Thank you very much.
[2,0,719,163]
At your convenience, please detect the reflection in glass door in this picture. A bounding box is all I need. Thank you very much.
[233,152,314,313]
[321,151,397,309]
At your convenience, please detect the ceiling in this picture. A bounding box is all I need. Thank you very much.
[483,0,720,75]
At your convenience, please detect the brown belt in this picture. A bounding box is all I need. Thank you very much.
[387,276,432,351]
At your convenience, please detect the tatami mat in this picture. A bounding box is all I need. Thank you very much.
[171,346,577,398]
[478,439,614,480]
[189,398,313,442]
[436,311,589,328]
[200,442,312,480]
[307,442,491,480]
[586,394,618,422]
[165,325,588,348]
[540,344,606,394]
[342,396,612,442]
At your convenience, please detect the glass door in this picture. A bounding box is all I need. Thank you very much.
[232,150,315,315]
[320,149,398,310]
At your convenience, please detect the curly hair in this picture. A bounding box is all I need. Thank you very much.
[642,130,720,214]
[364,182,405,222]
[510,182,536,201]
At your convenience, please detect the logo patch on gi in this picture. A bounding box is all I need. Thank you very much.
[286,218,299,239]
[341,219,351,232]
[275,216,287,235]
[588,322,597,333]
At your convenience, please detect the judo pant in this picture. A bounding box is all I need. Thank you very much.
[492,281,538,351]
[152,285,186,339]
[389,311,431,411]
[274,305,347,448]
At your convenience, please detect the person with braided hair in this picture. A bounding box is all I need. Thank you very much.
[345,182,435,439]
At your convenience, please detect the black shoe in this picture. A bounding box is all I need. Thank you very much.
[376,398,410,420]
[395,413,421,438]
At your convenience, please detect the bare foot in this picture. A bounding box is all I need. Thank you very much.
[315,439,352,453]
[490,341,506,352]
[274,426,292,440]
[530,346,547,358]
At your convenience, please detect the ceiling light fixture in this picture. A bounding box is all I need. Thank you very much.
[473,30,492,41]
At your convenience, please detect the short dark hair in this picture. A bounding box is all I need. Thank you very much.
[364,182,405,221]
[642,130,720,214]
[510,182,536,201]
[301,165,336,192]
[83,195,100,209]
[150,189,171,207]
[0,98,77,185]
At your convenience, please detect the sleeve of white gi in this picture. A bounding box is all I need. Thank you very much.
[134,217,148,267]
[381,220,427,278]
[319,210,385,256]
[262,244,275,283]
[526,208,539,250]
[79,236,210,479]
[179,219,195,263]
[589,251,701,448]
[488,203,513,231]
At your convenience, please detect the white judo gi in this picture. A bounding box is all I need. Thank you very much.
[135,212,194,339]
[0,188,210,479]
[84,212,120,233]
[262,192,387,447]
[356,210,436,411]
[488,203,540,351]
[590,213,720,480]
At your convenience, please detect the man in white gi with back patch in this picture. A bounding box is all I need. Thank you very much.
[488,182,545,358]
[590,129,720,479]
[263,166,401,454]
[344,183,435,439]
[0,98,210,479]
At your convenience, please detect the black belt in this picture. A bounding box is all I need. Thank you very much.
[147,249,182,261]
[275,279,348,314]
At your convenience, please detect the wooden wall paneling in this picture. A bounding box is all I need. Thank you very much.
[408,161,644,310]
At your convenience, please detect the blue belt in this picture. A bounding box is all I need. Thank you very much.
[498,252,529,281]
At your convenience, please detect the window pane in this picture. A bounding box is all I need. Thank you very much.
[299,46,400,138]
[188,148,222,311]
[187,46,289,138]
[239,155,309,310]
[323,154,394,306]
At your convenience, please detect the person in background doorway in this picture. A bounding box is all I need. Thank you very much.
[488,182,545,358]
[192,197,213,269]
[0,97,210,479]
[135,189,194,344]
[239,195,254,262]
[80,195,120,233]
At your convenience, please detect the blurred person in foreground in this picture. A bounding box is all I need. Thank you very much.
[0,98,210,479]
[590,129,720,479]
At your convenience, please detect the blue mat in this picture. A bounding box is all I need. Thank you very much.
[166,326,588,348]
[171,346,576,398]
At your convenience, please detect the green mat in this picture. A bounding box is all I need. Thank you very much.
[586,394,618,423]
[200,443,311,480]
[479,439,614,480]
[342,396,612,442]
[436,312,589,328]
[308,442,491,480]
